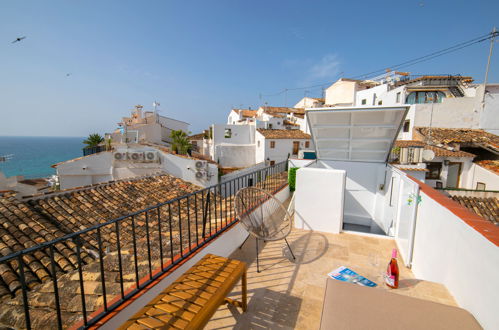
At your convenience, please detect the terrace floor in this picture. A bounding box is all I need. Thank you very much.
[205,229,456,329]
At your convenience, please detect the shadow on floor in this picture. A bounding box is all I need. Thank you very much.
[223,288,302,329]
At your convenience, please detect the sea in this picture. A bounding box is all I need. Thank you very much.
[0,136,85,179]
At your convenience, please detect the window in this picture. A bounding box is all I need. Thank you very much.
[406,91,445,104]
[270,141,275,148]
[425,162,442,180]
[396,92,401,103]
[476,182,486,190]
[269,123,273,129]
[403,120,410,133]
[378,100,383,105]
[270,160,275,166]
[224,128,232,138]
[257,140,260,147]
[372,93,377,105]
[305,141,310,148]
[361,99,367,105]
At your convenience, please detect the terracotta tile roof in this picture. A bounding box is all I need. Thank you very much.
[257,129,311,139]
[262,107,305,115]
[396,167,429,172]
[394,140,475,158]
[414,127,499,151]
[0,174,202,327]
[283,120,300,127]
[451,195,499,225]
[239,110,257,118]
[476,160,499,174]
[188,133,205,140]
[294,113,305,119]
[394,140,426,148]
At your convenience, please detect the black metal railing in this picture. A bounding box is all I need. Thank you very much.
[82,146,107,156]
[0,161,288,329]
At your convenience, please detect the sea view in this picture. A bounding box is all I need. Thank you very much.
[0,136,84,179]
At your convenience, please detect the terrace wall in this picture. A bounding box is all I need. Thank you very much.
[410,184,499,329]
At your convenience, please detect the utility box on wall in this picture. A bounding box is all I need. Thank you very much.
[294,167,345,233]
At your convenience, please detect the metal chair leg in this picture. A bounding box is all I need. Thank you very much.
[284,238,296,260]
[239,233,250,249]
[256,237,260,273]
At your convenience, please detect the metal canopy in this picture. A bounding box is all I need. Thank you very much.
[307,106,409,162]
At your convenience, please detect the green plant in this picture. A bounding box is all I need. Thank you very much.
[288,167,298,192]
[83,133,104,147]
[170,130,192,155]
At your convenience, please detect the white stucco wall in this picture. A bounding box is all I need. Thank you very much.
[227,110,240,125]
[255,132,266,164]
[158,115,189,133]
[411,191,499,329]
[264,138,311,164]
[212,124,255,145]
[468,164,499,191]
[294,167,345,234]
[325,80,357,106]
[413,97,479,129]
[215,144,256,168]
[56,148,218,190]
[479,84,499,134]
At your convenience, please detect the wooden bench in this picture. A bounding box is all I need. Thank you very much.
[119,254,247,329]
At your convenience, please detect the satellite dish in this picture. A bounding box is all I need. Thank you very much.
[422,149,435,161]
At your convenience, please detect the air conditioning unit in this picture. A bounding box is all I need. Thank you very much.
[195,171,205,179]
[114,152,125,160]
[195,160,206,169]
[130,152,141,161]
[145,151,158,162]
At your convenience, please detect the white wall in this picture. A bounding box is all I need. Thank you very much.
[212,124,255,145]
[479,84,499,134]
[264,138,312,164]
[255,133,266,164]
[57,152,113,190]
[227,110,240,125]
[413,97,479,129]
[468,163,499,191]
[325,80,357,106]
[215,144,256,168]
[411,191,499,329]
[294,168,345,234]
[56,148,218,190]
[158,115,190,132]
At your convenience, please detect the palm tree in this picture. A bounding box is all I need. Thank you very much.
[170,130,192,155]
[83,133,104,147]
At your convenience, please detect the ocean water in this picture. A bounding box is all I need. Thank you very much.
[0,136,85,179]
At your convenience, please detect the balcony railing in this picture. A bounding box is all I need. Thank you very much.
[0,161,288,329]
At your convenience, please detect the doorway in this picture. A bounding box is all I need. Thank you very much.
[292,141,300,155]
[447,162,462,188]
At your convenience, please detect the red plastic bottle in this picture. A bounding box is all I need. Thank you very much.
[385,249,399,288]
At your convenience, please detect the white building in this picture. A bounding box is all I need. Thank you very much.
[227,109,258,125]
[294,97,324,109]
[255,129,313,165]
[54,145,218,190]
[111,105,190,145]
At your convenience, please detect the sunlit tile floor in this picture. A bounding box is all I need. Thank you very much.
[205,229,456,330]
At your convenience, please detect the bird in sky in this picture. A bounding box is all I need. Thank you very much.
[11,36,26,44]
[66,73,72,77]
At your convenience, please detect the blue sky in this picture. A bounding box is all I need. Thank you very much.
[1,0,498,136]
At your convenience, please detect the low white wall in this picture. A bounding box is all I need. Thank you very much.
[220,162,266,183]
[411,191,499,329]
[288,159,315,168]
[294,168,345,233]
[100,186,290,329]
[215,144,256,168]
[469,163,499,191]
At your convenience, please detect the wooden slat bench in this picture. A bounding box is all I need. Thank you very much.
[119,254,247,330]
